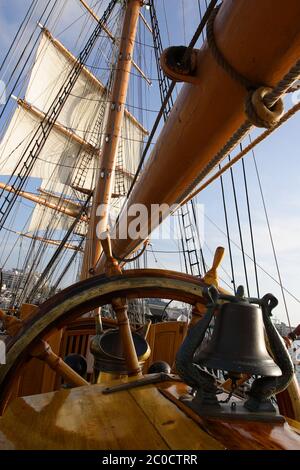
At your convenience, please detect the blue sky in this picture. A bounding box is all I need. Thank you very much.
[0,0,299,326]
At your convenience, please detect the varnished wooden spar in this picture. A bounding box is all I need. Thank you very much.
[18,233,84,252]
[17,98,96,154]
[0,182,87,221]
[95,0,300,270]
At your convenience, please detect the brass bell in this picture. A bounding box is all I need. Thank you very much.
[195,300,281,376]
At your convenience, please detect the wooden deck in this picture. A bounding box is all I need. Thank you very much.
[0,380,299,450]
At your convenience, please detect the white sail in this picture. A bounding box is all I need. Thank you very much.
[28,204,73,233]
[0,29,147,234]
[37,188,83,213]
[0,105,94,188]
[39,179,77,199]
[25,29,147,160]
[25,31,105,143]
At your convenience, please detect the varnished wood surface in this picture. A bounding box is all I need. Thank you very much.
[286,417,300,435]
[143,321,187,372]
[0,382,223,450]
[1,379,299,450]
[159,383,300,450]
[129,386,224,450]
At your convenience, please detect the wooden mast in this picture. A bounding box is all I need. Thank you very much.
[79,0,151,85]
[81,0,142,279]
[80,0,143,377]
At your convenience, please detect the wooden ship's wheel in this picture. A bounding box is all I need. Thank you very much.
[0,248,300,450]
[0,268,208,409]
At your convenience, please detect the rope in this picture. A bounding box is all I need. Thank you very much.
[176,2,300,204]
[245,86,284,129]
[0,0,38,76]
[207,4,259,91]
[252,153,292,329]
[113,240,149,264]
[207,5,296,126]
[264,59,300,108]
[27,194,92,302]
[204,212,300,306]
[0,1,59,122]
[229,159,250,296]
[191,199,206,274]
[241,153,260,298]
[219,168,236,293]
[180,100,300,205]
[117,0,218,220]
[178,121,252,205]
[187,0,218,51]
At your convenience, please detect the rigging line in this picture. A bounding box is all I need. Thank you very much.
[0,200,26,268]
[186,0,218,51]
[197,0,202,17]
[15,237,23,290]
[204,212,300,306]
[27,193,92,302]
[189,58,300,198]
[182,0,187,44]
[41,247,71,292]
[251,146,292,329]
[74,1,114,53]
[17,181,82,274]
[0,0,59,121]
[178,213,189,274]
[241,148,260,297]
[191,198,207,274]
[146,249,187,254]
[117,0,218,220]
[17,18,114,151]
[17,236,23,271]
[85,62,155,81]
[51,237,85,292]
[162,0,171,46]
[179,101,300,206]
[57,0,102,37]
[219,167,236,293]
[197,0,207,44]
[177,231,184,273]
[0,0,119,232]
[229,158,250,297]
[0,0,38,76]
[16,214,66,300]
